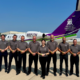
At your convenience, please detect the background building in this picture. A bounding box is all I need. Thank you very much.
[1,31,25,35]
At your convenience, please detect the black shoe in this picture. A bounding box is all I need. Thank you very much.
[16,71,20,75]
[0,69,1,72]
[45,72,48,76]
[7,69,10,73]
[5,69,7,72]
[70,73,72,76]
[23,70,27,74]
[35,72,38,76]
[66,73,68,77]
[34,70,38,75]
[27,71,31,75]
[42,76,45,79]
[59,72,62,76]
[76,74,79,77]
[40,75,43,77]
[54,73,57,76]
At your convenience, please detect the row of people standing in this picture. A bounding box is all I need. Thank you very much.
[0,34,80,79]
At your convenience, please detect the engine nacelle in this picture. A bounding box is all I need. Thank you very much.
[42,33,46,38]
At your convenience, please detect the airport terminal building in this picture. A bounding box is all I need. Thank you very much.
[1,31,25,35]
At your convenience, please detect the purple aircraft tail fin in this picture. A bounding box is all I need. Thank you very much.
[47,0,80,37]
[51,11,80,36]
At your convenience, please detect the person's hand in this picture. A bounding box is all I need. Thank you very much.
[62,52,65,55]
[51,51,54,54]
[1,49,5,53]
[52,51,55,54]
[32,53,36,56]
[73,53,75,56]
[63,52,66,55]
[42,54,45,57]
[12,50,16,53]
[21,50,25,54]
[73,53,76,57]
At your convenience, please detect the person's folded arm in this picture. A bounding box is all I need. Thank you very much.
[9,46,13,51]
[69,50,74,55]
[38,52,42,55]
[4,46,9,51]
[49,49,52,53]
[24,48,29,52]
[17,48,21,52]
[58,48,63,53]
[53,47,58,53]
[77,46,80,55]
[46,52,49,55]
[65,49,70,54]
[77,51,80,55]
[28,48,33,55]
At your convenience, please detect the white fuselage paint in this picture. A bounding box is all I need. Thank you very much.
[0,31,77,43]
[4,31,44,41]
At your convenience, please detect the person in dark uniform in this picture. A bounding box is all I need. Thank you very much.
[17,36,29,75]
[7,34,18,74]
[27,36,40,75]
[69,39,80,77]
[58,37,70,76]
[0,34,9,72]
[38,39,49,79]
[47,34,58,76]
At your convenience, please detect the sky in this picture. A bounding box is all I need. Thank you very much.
[0,0,80,37]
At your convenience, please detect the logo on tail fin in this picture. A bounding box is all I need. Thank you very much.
[67,19,73,25]
[65,19,75,31]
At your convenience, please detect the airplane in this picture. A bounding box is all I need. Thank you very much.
[4,31,47,41]
[1,0,80,42]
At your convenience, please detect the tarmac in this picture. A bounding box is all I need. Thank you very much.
[0,51,80,80]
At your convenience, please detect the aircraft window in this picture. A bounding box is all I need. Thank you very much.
[9,36,12,38]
